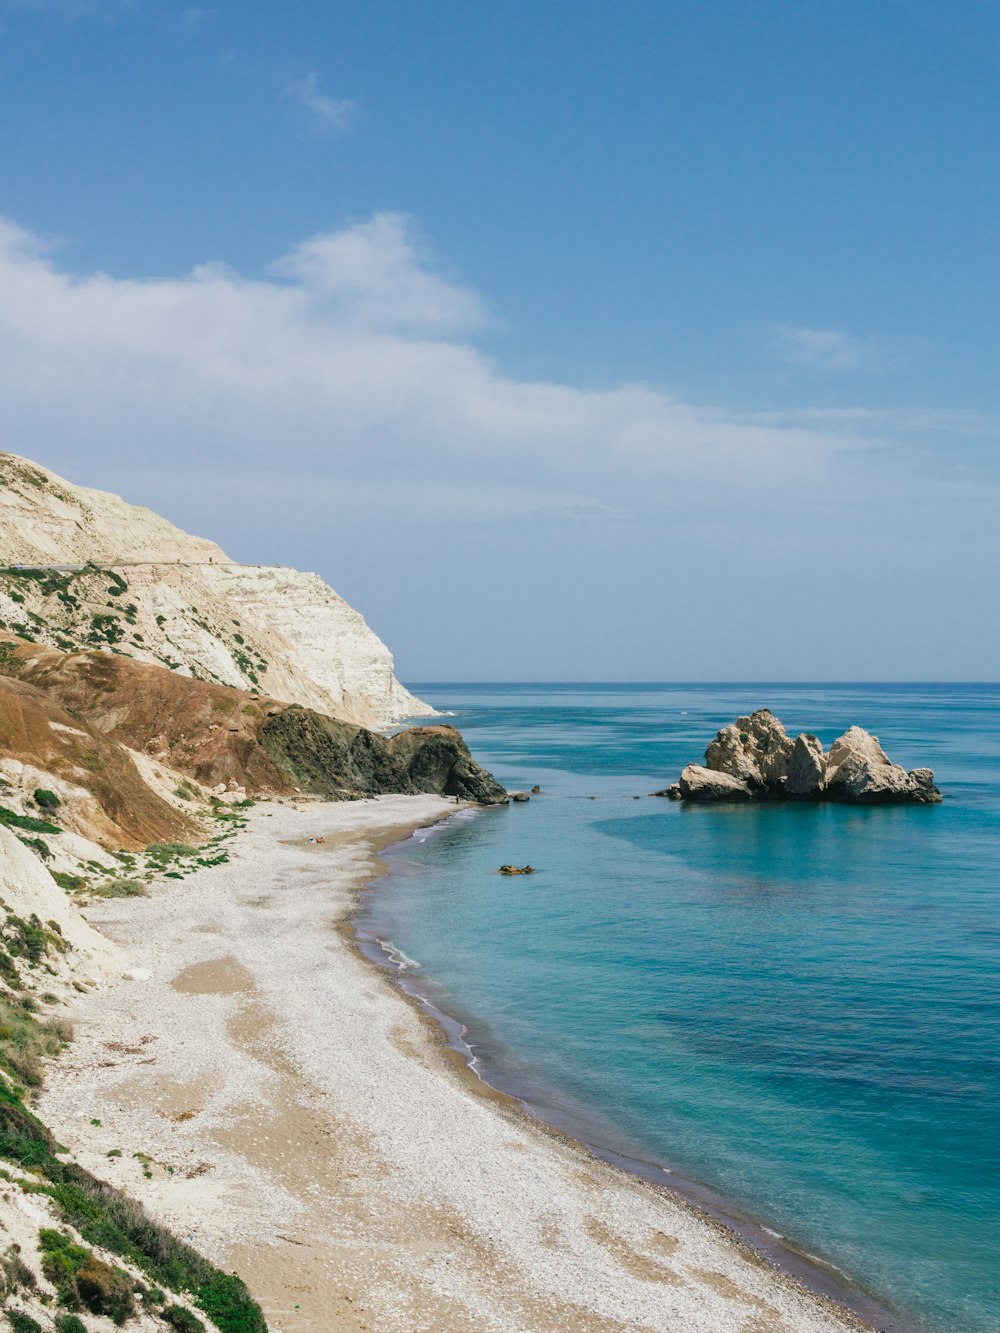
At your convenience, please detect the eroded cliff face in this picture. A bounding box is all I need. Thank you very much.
[0,452,430,727]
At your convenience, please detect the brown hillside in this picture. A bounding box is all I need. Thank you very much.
[0,635,509,805]
[1,634,295,794]
[0,669,199,849]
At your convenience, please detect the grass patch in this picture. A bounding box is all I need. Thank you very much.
[54,1316,90,1333]
[164,1306,206,1332]
[0,808,61,835]
[0,993,72,1086]
[7,1311,44,1332]
[51,871,86,892]
[33,788,60,810]
[147,844,198,866]
[91,878,148,900]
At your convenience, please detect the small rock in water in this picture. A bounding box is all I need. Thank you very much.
[509,791,530,802]
[531,785,542,794]
[498,864,535,875]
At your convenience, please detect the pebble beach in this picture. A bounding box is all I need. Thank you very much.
[40,795,875,1333]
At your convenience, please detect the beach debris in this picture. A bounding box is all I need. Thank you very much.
[498,864,535,875]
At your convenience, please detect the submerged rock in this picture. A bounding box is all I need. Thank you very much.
[667,711,940,805]
[499,864,535,875]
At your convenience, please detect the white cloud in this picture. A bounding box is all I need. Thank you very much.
[286,72,355,134]
[773,325,874,371]
[0,210,991,544]
[269,213,487,332]
[2,209,997,675]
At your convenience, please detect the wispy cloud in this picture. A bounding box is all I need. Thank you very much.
[286,72,355,134]
[772,325,875,371]
[0,210,995,676]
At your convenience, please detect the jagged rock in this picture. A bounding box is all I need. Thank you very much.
[677,764,753,803]
[387,726,510,805]
[785,733,826,798]
[667,715,941,805]
[824,727,940,804]
[704,710,794,789]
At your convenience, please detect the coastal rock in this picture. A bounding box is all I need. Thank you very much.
[387,726,510,805]
[677,764,753,803]
[704,710,793,790]
[824,727,941,804]
[667,715,941,805]
[785,733,826,798]
[510,791,531,802]
[499,864,535,875]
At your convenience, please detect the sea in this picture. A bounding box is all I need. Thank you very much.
[355,684,1000,1333]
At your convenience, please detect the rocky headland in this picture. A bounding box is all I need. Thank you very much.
[664,709,941,804]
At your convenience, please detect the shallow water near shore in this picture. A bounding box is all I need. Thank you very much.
[357,683,1000,1333]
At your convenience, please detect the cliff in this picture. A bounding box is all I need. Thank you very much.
[0,452,430,727]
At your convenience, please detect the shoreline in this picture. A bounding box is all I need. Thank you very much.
[354,814,904,1333]
[40,796,887,1332]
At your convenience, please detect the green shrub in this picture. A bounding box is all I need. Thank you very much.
[0,1242,36,1298]
[92,878,148,899]
[7,1311,43,1332]
[164,1306,206,1332]
[55,1316,90,1333]
[39,1228,136,1325]
[17,837,51,861]
[33,788,60,810]
[51,871,86,891]
[0,995,73,1086]
[0,808,60,835]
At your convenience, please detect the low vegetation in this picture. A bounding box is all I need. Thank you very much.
[0,809,61,836]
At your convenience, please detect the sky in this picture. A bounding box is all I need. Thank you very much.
[0,0,998,681]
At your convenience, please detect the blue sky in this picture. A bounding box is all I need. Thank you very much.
[0,0,998,679]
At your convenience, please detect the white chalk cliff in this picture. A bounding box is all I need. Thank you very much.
[0,452,431,727]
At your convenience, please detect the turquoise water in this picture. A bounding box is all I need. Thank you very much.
[360,685,1000,1333]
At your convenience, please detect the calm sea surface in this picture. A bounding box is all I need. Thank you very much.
[358,684,1000,1333]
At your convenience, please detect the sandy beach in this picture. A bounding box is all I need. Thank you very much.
[40,795,876,1333]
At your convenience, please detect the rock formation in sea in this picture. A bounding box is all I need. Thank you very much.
[665,709,941,804]
[0,451,428,727]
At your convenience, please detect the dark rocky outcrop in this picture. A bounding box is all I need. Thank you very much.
[387,725,510,804]
[664,710,941,805]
